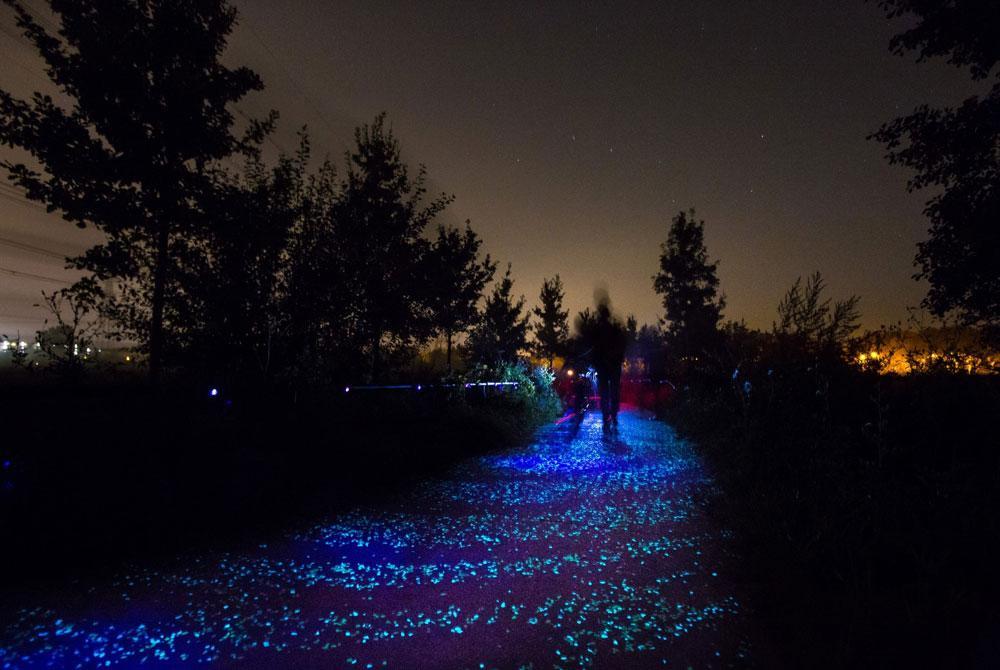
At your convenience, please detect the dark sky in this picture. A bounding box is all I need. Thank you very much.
[0,1,987,339]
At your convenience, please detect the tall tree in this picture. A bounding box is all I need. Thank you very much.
[0,0,266,381]
[871,0,1000,330]
[279,144,342,388]
[194,136,306,387]
[652,209,725,359]
[629,323,665,378]
[331,113,452,381]
[531,275,569,368]
[425,223,496,374]
[466,264,529,368]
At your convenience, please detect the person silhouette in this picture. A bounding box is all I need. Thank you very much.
[590,303,628,431]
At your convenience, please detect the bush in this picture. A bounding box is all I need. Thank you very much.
[0,365,562,591]
[463,360,562,429]
[664,343,1000,668]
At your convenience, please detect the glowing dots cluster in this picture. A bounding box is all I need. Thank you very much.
[0,410,752,668]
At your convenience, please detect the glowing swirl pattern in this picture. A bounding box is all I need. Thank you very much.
[0,409,752,668]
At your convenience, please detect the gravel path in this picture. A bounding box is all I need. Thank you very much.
[1,408,754,669]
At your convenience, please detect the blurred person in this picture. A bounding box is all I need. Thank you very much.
[576,291,628,432]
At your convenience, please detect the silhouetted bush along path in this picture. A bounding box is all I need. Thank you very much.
[0,409,757,668]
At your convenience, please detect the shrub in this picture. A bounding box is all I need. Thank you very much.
[665,339,1000,667]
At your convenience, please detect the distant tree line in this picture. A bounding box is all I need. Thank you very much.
[2,0,996,395]
[0,0,559,390]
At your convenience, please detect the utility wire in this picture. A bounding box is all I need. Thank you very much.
[0,235,68,260]
[0,181,38,196]
[19,0,58,35]
[0,265,72,284]
[240,14,339,140]
[0,190,48,212]
[0,40,46,83]
[233,104,289,154]
[0,181,48,207]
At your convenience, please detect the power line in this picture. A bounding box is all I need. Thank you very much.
[0,7,59,89]
[0,182,54,213]
[232,104,289,154]
[0,181,37,196]
[0,235,68,260]
[0,19,28,45]
[19,0,58,35]
[0,265,72,285]
[0,189,48,212]
[240,14,339,140]
[0,39,47,84]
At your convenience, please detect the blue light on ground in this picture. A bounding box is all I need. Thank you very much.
[0,409,752,668]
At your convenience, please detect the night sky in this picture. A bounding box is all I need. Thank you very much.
[0,1,988,339]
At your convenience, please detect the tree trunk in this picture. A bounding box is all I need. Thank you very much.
[149,221,169,384]
[369,330,380,383]
[446,331,453,376]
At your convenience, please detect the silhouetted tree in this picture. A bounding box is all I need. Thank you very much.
[653,209,725,360]
[0,0,266,381]
[774,271,860,353]
[872,0,1000,331]
[531,275,569,368]
[629,323,665,378]
[194,135,307,387]
[425,223,496,374]
[35,277,103,378]
[331,114,452,381]
[466,264,529,367]
[279,145,342,388]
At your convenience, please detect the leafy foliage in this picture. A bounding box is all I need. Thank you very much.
[877,0,1000,79]
[872,0,1000,330]
[330,114,453,381]
[660,267,1000,667]
[35,277,104,377]
[465,360,562,425]
[0,0,266,378]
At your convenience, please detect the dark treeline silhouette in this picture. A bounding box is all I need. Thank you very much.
[0,0,264,382]
[1,2,998,666]
[638,199,999,666]
[628,22,1000,651]
[0,0,561,589]
[609,6,1000,652]
[0,1,522,393]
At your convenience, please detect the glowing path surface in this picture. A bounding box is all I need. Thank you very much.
[1,409,754,668]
